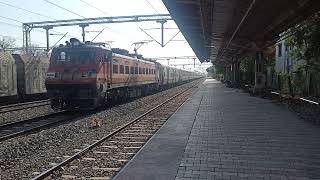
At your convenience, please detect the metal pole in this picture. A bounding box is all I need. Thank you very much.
[80,24,89,42]
[156,20,166,47]
[161,22,164,47]
[82,26,85,42]
[25,30,28,54]
[46,28,50,52]
[43,26,53,52]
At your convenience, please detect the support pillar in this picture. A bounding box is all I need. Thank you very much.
[23,25,32,54]
[232,63,236,84]
[233,61,240,85]
[237,62,241,84]
[254,52,266,91]
[225,65,232,82]
[44,26,53,52]
[156,20,167,47]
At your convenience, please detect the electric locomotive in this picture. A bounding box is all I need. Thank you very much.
[45,38,159,110]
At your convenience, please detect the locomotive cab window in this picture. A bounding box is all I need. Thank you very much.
[53,50,96,64]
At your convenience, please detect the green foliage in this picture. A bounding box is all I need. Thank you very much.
[284,14,320,72]
[239,55,255,85]
[264,53,275,67]
[291,69,306,94]
[215,66,225,74]
[239,55,254,73]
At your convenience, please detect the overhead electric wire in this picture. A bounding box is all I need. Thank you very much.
[43,0,86,18]
[79,0,109,16]
[0,15,71,35]
[43,0,134,42]
[0,1,74,38]
[0,1,57,20]
[145,0,160,14]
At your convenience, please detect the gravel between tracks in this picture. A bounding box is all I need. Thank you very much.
[0,104,54,125]
[0,80,202,180]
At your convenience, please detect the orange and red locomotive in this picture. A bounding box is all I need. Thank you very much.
[45,38,201,110]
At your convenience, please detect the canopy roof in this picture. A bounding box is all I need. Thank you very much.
[163,0,320,64]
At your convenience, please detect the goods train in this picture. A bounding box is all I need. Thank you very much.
[45,38,202,110]
[0,53,49,105]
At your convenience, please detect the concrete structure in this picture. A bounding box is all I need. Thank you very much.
[115,79,320,180]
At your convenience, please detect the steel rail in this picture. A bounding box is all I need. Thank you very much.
[32,84,196,180]
[0,111,69,142]
[0,100,50,114]
[0,99,49,109]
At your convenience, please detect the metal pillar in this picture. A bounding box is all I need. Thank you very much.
[236,61,241,84]
[23,25,32,54]
[157,20,167,47]
[44,26,53,52]
[80,24,89,42]
[254,52,266,90]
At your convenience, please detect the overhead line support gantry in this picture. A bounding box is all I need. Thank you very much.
[22,14,172,53]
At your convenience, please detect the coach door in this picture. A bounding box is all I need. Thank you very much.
[103,50,112,89]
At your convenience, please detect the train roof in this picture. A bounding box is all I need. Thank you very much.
[113,53,155,65]
[0,52,15,63]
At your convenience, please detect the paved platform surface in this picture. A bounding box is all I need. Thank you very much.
[114,79,320,180]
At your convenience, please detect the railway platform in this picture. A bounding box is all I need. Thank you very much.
[114,79,320,180]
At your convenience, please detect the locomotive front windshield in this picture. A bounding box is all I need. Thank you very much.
[52,49,96,64]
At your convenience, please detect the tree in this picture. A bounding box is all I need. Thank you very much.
[284,13,320,72]
[0,36,15,52]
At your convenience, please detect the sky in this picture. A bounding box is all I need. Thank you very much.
[0,0,211,72]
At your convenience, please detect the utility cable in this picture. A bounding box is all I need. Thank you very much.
[0,1,57,20]
[79,0,109,16]
[43,0,86,18]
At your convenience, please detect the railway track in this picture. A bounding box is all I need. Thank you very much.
[0,111,82,142]
[31,83,198,180]
[0,99,50,114]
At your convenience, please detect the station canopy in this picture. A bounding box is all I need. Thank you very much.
[162,0,320,65]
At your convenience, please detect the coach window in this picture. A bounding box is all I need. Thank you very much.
[146,68,149,74]
[120,65,124,74]
[139,67,142,74]
[135,67,138,74]
[143,68,146,74]
[125,66,129,74]
[130,66,134,74]
[113,64,118,74]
